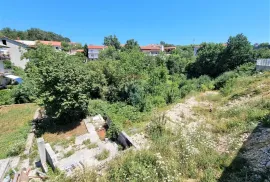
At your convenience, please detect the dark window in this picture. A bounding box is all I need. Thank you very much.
[2,40,6,45]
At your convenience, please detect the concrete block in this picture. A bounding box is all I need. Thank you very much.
[37,138,47,172]
[45,143,58,170]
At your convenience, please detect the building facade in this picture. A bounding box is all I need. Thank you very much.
[0,37,30,69]
[88,45,105,60]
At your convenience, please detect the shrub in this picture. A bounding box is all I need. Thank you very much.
[214,71,239,89]
[146,114,167,140]
[0,89,14,105]
[107,150,168,181]
[262,114,270,127]
[107,121,122,140]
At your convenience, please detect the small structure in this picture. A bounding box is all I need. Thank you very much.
[256,59,270,71]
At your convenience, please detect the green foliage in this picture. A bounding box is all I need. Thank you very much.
[0,90,14,105]
[220,33,254,72]
[107,121,122,140]
[83,44,88,58]
[188,34,255,78]
[104,35,121,49]
[24,44,93,123]
[63,149,75,158]
[3,60,12,69]
[187,43,225,77]
[123,39,140,51]
[0,27,70,41]
[106,150,170,182]
[98,46,120,60]
[146,114,167,140]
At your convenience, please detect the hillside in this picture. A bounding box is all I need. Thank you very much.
[0,27,70,42]
[53,71,270,182]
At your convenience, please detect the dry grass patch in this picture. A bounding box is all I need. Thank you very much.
[43,121,88,143]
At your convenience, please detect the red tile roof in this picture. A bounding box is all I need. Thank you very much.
[39,41,61,47]
[88,45,104,49]
[140,46,161,51]
[76,49,84,52]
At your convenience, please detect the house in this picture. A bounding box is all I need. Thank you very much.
[0,37,30,69]
[140,44,164,56]
[88,45,105,60]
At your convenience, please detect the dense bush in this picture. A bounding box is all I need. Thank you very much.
[0,90,14,105]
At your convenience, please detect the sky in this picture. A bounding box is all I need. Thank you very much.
[0,0,269,45]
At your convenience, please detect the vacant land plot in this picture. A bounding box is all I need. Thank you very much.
[0,104,37,159]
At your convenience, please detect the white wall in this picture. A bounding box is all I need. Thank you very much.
[88,49,101,59]
[0,38,29,69]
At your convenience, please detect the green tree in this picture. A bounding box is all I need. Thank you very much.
[188,43,225,77]
[103,35,121,50]
[24,44,93,123]
[61,41,71,52]
[123,39,140,51]
[0,27,70,41]
[220,33,253,72]
[83,44,89,58]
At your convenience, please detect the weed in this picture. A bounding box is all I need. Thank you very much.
[87,143,98,149]
[96,149,110,161]
[82,139,91,145]
[63,149,75,158]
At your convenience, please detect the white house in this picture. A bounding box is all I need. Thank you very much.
[0,37,30,69]
[88,45,105,60]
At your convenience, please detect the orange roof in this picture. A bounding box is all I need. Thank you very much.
[140,46,161,51]
[76,49,84,52]
[39,41,61,47]
[88,45,104,49]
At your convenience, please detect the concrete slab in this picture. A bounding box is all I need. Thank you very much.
[24,133,35,155]
[75,133,92,145]
[20,158,29,169]
[0,158,10,182]
[83,122,100,143]
[10,157,20,169]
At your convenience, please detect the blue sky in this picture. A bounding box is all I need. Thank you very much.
[0,0,269,45]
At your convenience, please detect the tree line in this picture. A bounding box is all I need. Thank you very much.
[0,27,70,42]
[4,34,270,130]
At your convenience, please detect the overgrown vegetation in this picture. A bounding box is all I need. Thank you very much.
[96,149,110,161]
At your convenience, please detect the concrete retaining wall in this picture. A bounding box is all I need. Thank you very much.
[117,131,139,149]
[45,143,58,170]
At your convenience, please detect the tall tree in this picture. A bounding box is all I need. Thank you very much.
[103,35,121,50]
[220,33,253,71]
[123,39,140,51]
[83,44,89,58]
[187,43,225,77]
[24,44,93,123]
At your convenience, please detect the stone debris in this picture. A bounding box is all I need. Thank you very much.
[130,133,150,149]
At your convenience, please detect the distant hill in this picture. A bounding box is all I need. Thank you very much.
[0,27,70,42]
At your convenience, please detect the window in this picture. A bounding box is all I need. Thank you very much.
[91,54,94,57]
[2,40,6,45]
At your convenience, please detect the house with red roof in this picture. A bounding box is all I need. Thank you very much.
[88,45,105,60]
